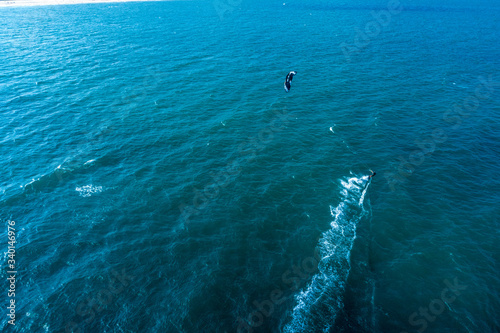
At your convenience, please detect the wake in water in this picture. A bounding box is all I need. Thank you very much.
[284,174,371,333]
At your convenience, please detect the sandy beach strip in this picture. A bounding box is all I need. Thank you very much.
[0,0,174,7]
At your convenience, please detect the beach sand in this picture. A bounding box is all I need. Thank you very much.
[0,0,170,7]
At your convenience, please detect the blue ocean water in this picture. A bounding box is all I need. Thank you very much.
[1,1,499,332]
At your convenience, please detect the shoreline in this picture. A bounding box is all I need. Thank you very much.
[0,0,174,7]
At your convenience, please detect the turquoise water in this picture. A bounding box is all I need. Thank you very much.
[1,1,499,332]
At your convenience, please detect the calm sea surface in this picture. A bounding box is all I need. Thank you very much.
[1,1,499,332]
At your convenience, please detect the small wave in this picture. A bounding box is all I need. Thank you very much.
[22,166,72,194]
[285,175,370,333]
[75,185,103,197]
[19,157,101,196]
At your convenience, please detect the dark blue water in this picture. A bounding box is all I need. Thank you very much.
[1,1,499,332]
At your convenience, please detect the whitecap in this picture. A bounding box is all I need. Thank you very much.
[75,185,103,197]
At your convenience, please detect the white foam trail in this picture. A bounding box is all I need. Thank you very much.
[359,175,370,205]
[284,175,370,333]
[75,185,103,197]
